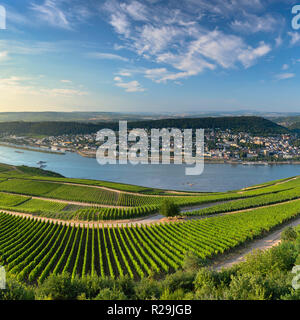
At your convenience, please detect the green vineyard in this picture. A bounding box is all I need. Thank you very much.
[0,174,299,221]
[1,199,300,283]
[185,186,300,216]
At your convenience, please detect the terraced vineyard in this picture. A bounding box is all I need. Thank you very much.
[1,199,300,283]
[185,186,300,216]
[0,164,299,286]
[0,173,299,221]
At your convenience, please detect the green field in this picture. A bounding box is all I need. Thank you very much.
[0,162,300,302]
[1,200,300,283]
[185,186,300,216]
[0,163,298,221]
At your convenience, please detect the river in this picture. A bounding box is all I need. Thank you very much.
[0,145,299,192]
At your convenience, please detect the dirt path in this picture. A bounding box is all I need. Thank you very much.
[7,178,192,198]
[0,191,131,209]
[0,190,234,211]
[0,209,165,228]
[184,197,300,219]
[212,216,300,271]
[2,198,300,228]
[5,171,299,200]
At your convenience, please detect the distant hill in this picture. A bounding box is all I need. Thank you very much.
[288,121,300,134]
[0,116,289,136]
[0,112,157,123]
[270,116,300,134]
[1,111,299,123]
[127,116,289,135]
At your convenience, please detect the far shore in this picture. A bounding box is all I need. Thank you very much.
[0,143,299,165]
[77,150,300,165]
[0,143,65,155]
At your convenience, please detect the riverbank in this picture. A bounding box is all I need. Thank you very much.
[0,143,298,192]
[78,150,300,165]
[0,143,65,155]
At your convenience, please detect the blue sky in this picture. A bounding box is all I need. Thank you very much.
[0,0,300,113]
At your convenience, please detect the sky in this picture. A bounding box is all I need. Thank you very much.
[0,0,300,113]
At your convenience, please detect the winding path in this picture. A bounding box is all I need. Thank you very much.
[2,198,300,273]
[212,216,300,271]
[2,198,300,228]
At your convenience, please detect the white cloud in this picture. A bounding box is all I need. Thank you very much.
[154,33,270,81]
[288,32,300,46]
[118,71,132,77]
[0,76,31,87]
[274,73,295,81]
[60,79,72,83]
[120,1,148,21]
[115,80,145,92]
[184,0,264,20]
[31,0,71,29]
[111,13,130,36]
[144,68,168,81]
[184,31,244,69]
[114,76,145,92]
[135,25,183,55]
[88,52,129,62]
[114,43,125,51]
[30,0,92,30]
[0,51,9,62]
[282,64,289,70]
[102,1,272,84]
[231,13,279,34]
[0,75,88,97]
[41,88,88,96]
[238,42,271,68]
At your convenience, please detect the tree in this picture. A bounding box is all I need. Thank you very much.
[159,199,180,218]
[182,251,207,271]
[281,227,298,242]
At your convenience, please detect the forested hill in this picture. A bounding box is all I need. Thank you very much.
[288,121,300,134]
[128,116,289,134]
[0,116,289,136]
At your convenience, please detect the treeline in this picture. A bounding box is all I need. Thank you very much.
[0,116,289,136]
[128,116,289,135]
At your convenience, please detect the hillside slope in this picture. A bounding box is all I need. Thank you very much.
[0,116,289,136]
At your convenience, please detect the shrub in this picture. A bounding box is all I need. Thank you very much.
[160,288,186,300]
[94,288,127,300]
[224,273,267,300]
[134,277,161,300]
[35,273,83,300]
[162,270,196,293]
[0,275,34,300]
[159,199,180,217]
[281,227,298,242]
[182,251,207,271]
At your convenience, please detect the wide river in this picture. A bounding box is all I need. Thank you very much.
[0,145,299,192]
